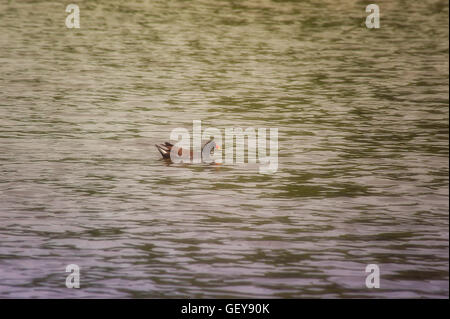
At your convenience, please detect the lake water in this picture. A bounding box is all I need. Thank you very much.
[0,0,448,298]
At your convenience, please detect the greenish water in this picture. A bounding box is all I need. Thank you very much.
[0,0,448,298]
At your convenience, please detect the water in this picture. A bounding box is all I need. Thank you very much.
[0,0,448,298]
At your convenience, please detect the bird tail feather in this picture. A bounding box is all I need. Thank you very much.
[155,144,169,157]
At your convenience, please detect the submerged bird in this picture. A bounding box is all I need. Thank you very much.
[155,139,220,161]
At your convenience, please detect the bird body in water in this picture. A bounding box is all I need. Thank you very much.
[155,139,220,161]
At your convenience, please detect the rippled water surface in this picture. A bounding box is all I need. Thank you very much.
[0,0,448,298]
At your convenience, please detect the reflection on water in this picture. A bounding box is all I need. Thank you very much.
[0,0,448,298]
